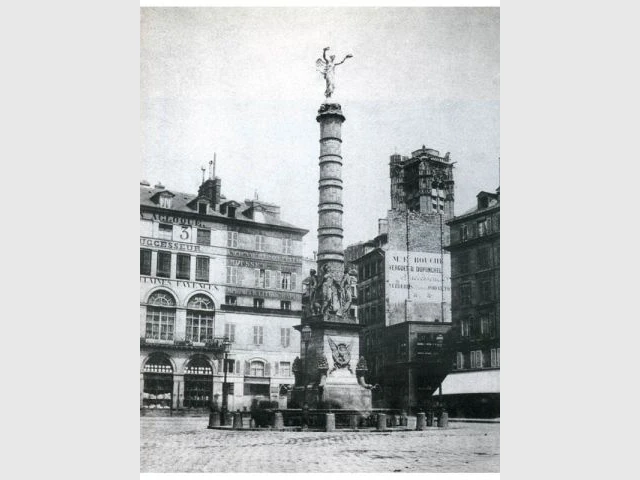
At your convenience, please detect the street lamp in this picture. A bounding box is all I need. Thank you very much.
[222,337,232,425]
[301,324,312,426]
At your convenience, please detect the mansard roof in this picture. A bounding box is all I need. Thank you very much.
[140,185,308,234]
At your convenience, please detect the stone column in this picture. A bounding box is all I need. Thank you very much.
[316,103,346,277]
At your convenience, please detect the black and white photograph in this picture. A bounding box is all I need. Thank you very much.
[140,5,499,473]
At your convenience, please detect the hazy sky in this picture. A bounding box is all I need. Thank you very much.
[141,7,499,257]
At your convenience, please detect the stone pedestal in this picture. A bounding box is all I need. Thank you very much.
[208,412,220,428]
[273,412,284,430]
[406,416,417,430]
[438,411,448,428]
[416,412,426,430]
[377,413,387,431]
[325,413,335,432]
[232,413,242,429]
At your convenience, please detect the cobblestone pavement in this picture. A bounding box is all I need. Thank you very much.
[141,417,499,473]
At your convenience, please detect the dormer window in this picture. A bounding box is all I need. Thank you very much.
[479,196,489,209]
[198,202,207,215]
[227,206,236,217]
[159,195,172,209]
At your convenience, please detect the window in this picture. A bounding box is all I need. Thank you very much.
[159,196,172,209]
[224,323,236,343]
[461,317,471,337]
[253,298,264,309]
[480,280,492,301]
[253,326,263,344]
[282,238,293,255]
[250,360,265,376]
[281,272,291,290]
[226,266,238,285]
[255,235,265,251]
[183,357,213,408]
[460,225,468,241]
[491,348,500,367]
[176,254,190,280]
[281,328,291,347]
[158,223,172,240]
[197,229,211,246]
[186,294,214,343]
[227,231,238,248]
[458,252,469,275]
[195,256,209,282]
[460,284,472,305]
[471,350,484,369]
[156,251,171,278]
[477,248,490,269]
[456,352,464,369]
[255,269,271,288]
[481,316,494,336]
[145,291,176,340]
[280,361,291,376]
[225,295,237,305]
[478,218,489,236]
[224,358,235,374]
[281,301,291,311]
[140,249,152,275]
[198,202,207,215]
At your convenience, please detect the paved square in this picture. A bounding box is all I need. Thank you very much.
[141,417,499,473]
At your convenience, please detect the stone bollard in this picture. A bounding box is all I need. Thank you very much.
[377,413,387,431]
[273,412,284,430]
[325,413,335,432]
[233,412,243,429]
[401,412,408,427]
[406,416,417,430]
[208,411,220,428]
[426,412,434,427]
[349,414,359,429]
[249,418,256,429]
[390,414,398,427]
[416,412,426,430]
[437,411,449,428]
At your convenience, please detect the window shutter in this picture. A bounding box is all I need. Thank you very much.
[218,359,223,372]
[254,269,260,287]
[274,362,279,376]
[291,273,297,291]
[235,360,241,373]
[265,270,271,288]
[276,271,281,290]
[265,362,271,377]
[244,361,250,375]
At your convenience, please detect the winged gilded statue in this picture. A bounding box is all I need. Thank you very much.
[316,47,353,99]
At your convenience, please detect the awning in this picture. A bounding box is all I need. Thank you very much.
[432,370,500,396]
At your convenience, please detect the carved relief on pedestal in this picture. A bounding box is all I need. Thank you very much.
[328,337,353,374]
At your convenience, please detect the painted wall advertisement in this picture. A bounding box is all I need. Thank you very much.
[386,251,451,325]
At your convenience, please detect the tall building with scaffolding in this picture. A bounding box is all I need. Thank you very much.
[345,146,455,412]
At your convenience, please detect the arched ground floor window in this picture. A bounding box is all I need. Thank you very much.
[184,356,213,408]
[142,354,173,409]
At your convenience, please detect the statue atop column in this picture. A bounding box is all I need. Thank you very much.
[316,47,353,99]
